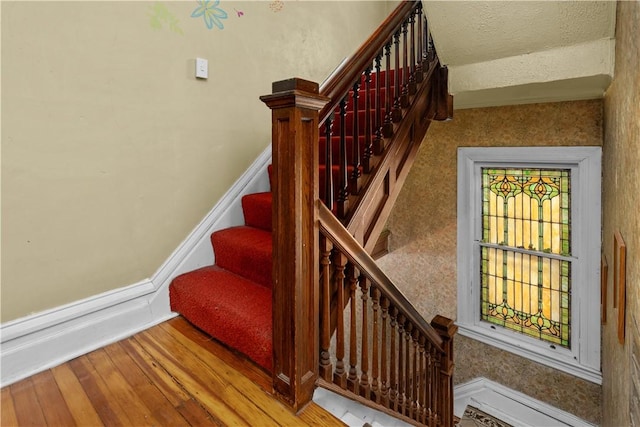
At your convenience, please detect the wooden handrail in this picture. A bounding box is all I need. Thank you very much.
[319,201,444,353]
[319,1,418,125]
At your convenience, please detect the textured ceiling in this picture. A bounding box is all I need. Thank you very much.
[422,1,617,109]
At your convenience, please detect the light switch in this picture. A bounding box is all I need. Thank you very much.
[196,58,208,79]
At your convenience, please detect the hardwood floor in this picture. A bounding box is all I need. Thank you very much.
[1,317,344,426]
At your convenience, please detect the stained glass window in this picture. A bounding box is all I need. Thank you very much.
[480,168,572,348]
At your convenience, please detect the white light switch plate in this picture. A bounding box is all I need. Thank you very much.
[196,58,208,79]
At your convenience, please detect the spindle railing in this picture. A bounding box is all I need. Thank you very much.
[317,0,451,251]
[260,1,455,424]
[318,204,457,426]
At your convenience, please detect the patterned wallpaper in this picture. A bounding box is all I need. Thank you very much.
[601,1,640,426]
[377,99,603,424]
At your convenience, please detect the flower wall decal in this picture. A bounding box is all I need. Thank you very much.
[192,0,228,30]
[149,2,184,35]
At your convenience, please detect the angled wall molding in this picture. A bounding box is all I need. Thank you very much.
[454,377,595,427]
[0,146,272,387]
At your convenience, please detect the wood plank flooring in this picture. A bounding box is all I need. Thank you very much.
[1,317,345,426]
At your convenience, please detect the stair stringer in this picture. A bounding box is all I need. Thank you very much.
[0,145,272,386]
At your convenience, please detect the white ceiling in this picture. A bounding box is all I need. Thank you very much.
[422,1,617,109]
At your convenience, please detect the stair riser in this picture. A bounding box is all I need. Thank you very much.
[211,227,272,289]
[169,266,273,371]
[242,192,272,232]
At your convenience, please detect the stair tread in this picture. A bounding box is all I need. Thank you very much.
[169,265,272,371]
[211,226,272,289]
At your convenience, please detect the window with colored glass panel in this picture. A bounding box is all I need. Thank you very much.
[480,168,571,348]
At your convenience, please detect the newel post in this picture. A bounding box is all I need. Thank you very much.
[260,78,329,412]
[433,65,454,121]
[431,315,457,427]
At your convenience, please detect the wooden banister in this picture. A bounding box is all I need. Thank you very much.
[318,201,453,425]
[261,1,456,423]
[319,1,417,124]
[319,202,444,352]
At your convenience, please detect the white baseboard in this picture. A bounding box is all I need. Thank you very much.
[0,145,272,387]
[0,280,176,387]
[454,377,596,427]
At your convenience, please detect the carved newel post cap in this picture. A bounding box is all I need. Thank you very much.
[431,315,458,338]
[260,77,329,110]
[272,78,319,94]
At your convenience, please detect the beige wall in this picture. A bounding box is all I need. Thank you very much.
[1,1,391,322]
[601,1,640,426]
[377,100,603,424]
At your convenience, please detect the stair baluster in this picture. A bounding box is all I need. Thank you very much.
[350,81,361,195]
[362,67,373,174]
[418,335,426,423]
[334,251,348,389]
[405,322,414,417]
[337,97,349,218]
[347,265,359,393]
[383,42,393,137]
[401,21,409,107]
[380,297,390,407]
[411,328,420,418]
[359,276,371,399]
[397,313,406,414]
[388,306,398,411]
[373,53,384,154]
[431,344,440,426]
[319,235,333,381]
[324,115,334,211]
[416,5,424,82]
[370,286,381,403]
[392,30,402,122]
[409,12,417,93]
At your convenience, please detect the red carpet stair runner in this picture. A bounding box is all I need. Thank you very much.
[169,72,395,372]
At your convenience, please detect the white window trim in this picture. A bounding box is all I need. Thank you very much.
[457,147,602,384]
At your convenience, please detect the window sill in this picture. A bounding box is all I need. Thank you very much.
[457,323,602,385]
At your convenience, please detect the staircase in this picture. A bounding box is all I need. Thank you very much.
[169,193,274,371]
[169,69,398,374]
[170,1,457,425]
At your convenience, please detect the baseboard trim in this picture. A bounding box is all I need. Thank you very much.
[454,377,596,427]
[1,145,272,387]
[0,280,176,387]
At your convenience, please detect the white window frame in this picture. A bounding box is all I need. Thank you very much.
[457,147,602,384]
